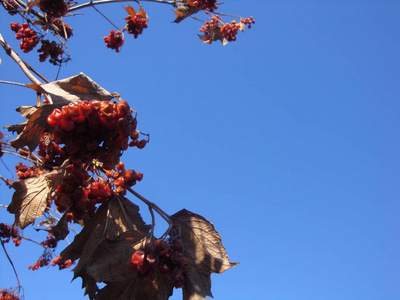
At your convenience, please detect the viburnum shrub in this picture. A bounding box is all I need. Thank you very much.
[0,0,254,299]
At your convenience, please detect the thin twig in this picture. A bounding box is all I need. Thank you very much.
[68,0,176,12]
[1,241,22,289]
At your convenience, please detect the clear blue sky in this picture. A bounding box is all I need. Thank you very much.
[1,1,399,299]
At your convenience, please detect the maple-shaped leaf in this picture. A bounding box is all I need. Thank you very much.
[61,196,150,299]
[7,161,67,229]
[170,209,238,300]
[4,104,56,151]
[27,73,115,105]
[174,4,201,23]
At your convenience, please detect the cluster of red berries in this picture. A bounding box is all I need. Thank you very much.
[28,253,51,270]
[40,233,58,249]
[10,22,39,53]
[0,223,21,246]
[125,13,148,39]
[220,20,241,42]
[241,16,255,29]
[37,39,64,64]
[0,289,20,300]
[50,256,74,270]
[2,0,19,15]
[191,0,218,12]
[47,100,143,169]
[38,0,68,18]
[50,18,73,39]
[104,30,124,52]
[15,162,45,180]
[54,163,91,220]
[199,15,222,36]
[129,238,189,288]
[106,161,143,196]
[86,179,113,205]
[37,133,68,169]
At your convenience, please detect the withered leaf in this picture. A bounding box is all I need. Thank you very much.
[5,104,56,151]
[8,176,50,229]
[61,197,150,299]
[50,212,70,241]
[28,73,115,105]
[171,209,238,300]
[174,4,201,23]
[8,164,67,229]
[198,26,228,46]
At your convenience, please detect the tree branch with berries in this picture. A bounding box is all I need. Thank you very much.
[0,0,254,299]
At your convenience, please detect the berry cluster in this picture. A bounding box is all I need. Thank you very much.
[47,100,142,169]
[37,39,64,64]
[10,22,39,53]
[86,179,113,205]
[191,0,218,12]
[2,0,19,15]
[38,0,68,18]
[125,13,148,39]
[220,20,241,42]
[199,15,222,37]
[241,16,255,29]
[28,253,52,270]
[128,238,189,288]
[50,18,73,39]
[50,256,74,270]
[106,161,143,196]
[0,223,21,246]
[15,162,45,180]
[0,289,20,300]
[104,30,124,52]
[40,233,58,249]
[37,133,68,169]
[54,163,91,220]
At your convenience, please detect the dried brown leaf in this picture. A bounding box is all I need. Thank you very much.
[171,209,238,300]
[124,5,137,16]
[61,197,150,299]
[34,73,115,105]
[5,104,56,151]
[51,212,70,240]
[8,176,50,229]
[173,4,201,23]
[7,164,67,229]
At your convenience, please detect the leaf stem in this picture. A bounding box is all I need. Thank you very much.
[127,187,171,224]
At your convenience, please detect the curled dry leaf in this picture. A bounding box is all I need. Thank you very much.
[170,209,238,300]
[27,73,115,105]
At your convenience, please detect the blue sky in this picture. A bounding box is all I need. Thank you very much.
[1,0,400,299]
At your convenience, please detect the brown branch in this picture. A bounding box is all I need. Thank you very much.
[0,34,42,85]
[68,0,177,13]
